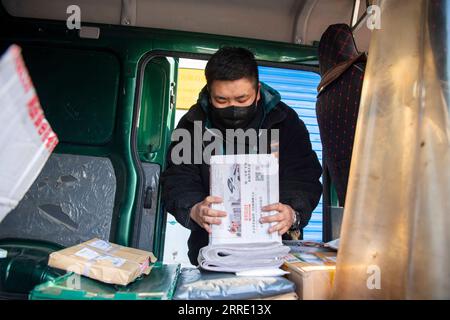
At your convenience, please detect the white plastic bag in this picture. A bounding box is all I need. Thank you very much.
[0,45,58,222]
[334,0,450,299]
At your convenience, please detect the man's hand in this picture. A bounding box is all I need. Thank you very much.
[260,203,296,235]
[190,196,227,233]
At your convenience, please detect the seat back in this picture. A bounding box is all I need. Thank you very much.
[316,24,366,206]
[0,153,117,247]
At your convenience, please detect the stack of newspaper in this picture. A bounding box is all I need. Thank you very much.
[198,154,290,274]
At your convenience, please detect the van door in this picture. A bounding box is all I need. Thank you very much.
[133,55,178,259]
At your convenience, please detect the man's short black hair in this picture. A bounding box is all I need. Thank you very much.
[205,47,259,89]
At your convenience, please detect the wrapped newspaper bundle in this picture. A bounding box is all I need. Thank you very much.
[198,154,290,273]
[48,238,157,286]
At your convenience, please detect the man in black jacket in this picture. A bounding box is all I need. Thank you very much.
[161,47,322,265]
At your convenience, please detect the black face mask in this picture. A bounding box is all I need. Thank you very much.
[209,94,259,130]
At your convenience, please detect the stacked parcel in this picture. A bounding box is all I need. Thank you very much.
[48,238,157,286]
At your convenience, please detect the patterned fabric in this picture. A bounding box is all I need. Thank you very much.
[316,24,365,206]
[318,24,359,76]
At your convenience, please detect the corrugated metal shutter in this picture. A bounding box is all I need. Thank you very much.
[259,66,322,241]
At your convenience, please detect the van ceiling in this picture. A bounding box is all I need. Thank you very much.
[2,0,371,52]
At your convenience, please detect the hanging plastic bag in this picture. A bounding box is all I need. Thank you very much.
[334,0,450,299]
[0,45,58,222]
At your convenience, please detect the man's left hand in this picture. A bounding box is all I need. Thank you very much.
[260,203,296,235]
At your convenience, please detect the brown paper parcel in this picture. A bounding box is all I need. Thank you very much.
[48,238,157,286]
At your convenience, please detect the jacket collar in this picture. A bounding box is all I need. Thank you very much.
[184,81,286,128]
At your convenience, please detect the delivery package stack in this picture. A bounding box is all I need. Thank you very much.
[282,241,338,300]
[0,45,58,222]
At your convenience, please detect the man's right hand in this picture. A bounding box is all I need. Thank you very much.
[190,196,227,233]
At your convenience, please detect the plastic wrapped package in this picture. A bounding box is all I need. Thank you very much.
[173,268,295,300]
[0,45,58,221]
[0,153,116,247]
[334,0,450,299]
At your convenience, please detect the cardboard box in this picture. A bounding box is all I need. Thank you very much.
[282,251,336,300]
[48,238,157,286]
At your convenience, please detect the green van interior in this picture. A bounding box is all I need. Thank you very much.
[0,0,372,299]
